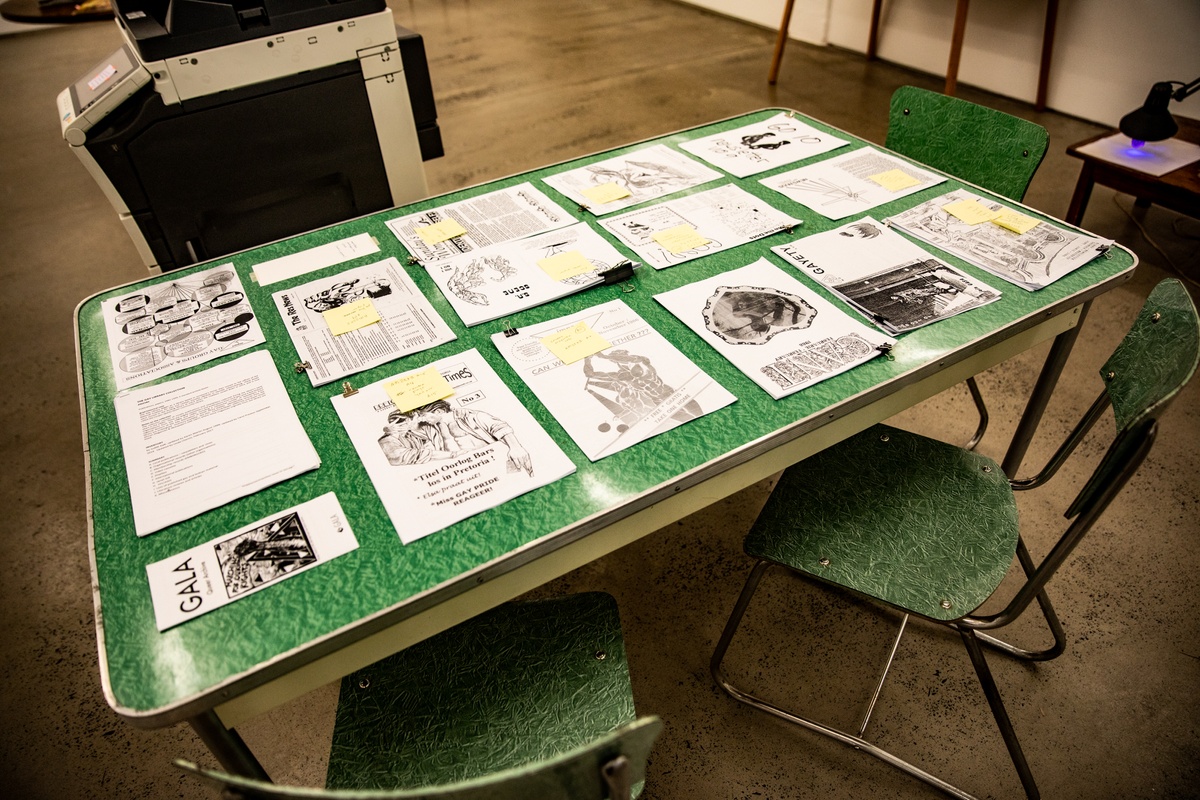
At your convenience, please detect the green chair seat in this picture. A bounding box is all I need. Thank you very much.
[746,424,1018,622]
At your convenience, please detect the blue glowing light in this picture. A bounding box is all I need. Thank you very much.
[1131,139,1146,149]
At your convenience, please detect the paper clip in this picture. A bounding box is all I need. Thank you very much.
[341,381,358,397]
[294,361,312,374]
[501,319,519,338]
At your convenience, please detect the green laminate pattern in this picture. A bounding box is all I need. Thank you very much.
[76,109,1136,717]
[327,593,634,790]
[176,716,663,799]
[886,86,1049,202]
[744,424,1019,621]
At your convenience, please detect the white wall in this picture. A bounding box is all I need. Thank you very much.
[678,0,1200,128]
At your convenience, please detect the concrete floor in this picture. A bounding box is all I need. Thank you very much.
[2,1,1198,798]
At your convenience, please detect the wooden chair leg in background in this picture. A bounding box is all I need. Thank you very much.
[768,0,797,84]
[945,0,970,96]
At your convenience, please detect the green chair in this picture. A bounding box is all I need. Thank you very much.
[710,279,1198,799]
[886,85,1051,449]
[179,593,662,800]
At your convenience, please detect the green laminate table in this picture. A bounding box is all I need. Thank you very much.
[75,109,1136,777]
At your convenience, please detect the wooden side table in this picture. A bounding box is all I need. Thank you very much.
[1065,116,1200,226]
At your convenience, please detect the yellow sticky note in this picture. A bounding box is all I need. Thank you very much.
[868,168,922,192]
[541,321,612,365]
[322,298,380,336]
[384,367,455,413]
[651,224,710,254]
[943,199,999,225]
[538,250,596,281]
[416,218,469,245]
[991,208,1041,235]
[581,182,632,205]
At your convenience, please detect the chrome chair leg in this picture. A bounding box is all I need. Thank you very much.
[964,377,989,451]
[975,536,1068,662]
[711,562,979,800]
[959,628,1041,799]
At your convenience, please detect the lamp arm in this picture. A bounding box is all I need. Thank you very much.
[1171,77,1200,102]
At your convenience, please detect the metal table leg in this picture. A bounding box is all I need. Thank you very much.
[189,709,272,780]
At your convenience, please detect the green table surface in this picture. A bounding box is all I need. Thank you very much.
[76,109,1135,725]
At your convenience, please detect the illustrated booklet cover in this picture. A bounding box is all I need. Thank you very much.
[654,258,895,399]
[491,299,736,461]
[331,349,576,544]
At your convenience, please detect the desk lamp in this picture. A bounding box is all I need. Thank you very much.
[1119,77,1200,147]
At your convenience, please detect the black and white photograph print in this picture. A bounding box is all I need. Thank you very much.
[702,285,817,344]
[834,259,1001,333]
[215,511,317,598]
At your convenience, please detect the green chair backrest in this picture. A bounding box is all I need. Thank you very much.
[1068,279,1200,518]
[175,716,663,800]
[885,85,1049,201]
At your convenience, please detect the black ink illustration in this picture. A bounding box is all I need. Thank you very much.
[303,276,392,313]
[379,400,533,475]
[582,349,703,432]
[703,285,817,344]
[215,511,316,598]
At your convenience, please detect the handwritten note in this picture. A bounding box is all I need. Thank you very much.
[651,224,710,254]
[384,367,455,413]
[322,298,381,336]
[538,250,596,281]
[541,321,612,365]
[992,208,1041,235]
[943,198,999,225]
[581,182,632,205]
[416,218,469,245]
[868,168,922,192]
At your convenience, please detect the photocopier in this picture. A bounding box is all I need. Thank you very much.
[58,0,442,272]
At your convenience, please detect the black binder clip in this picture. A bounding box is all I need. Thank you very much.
[876,342,895,361]
[578,203,591,214]
[599,260,637,285]
[294,361,311,374]
[341,381,358,397]
[501,319,519,338]
[407,256,423,267]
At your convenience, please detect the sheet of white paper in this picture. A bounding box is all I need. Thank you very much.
[272,258,457,386]
[491,299,737,461]
[541,144,723,214]
[599,183,801,270]
[760,146,946,220]
[102,263,267,391]
[114,350,321,537]
[770,217,1001,333]
[385,183,576,263]
[252,233,381,286]
[426,222,633,327]
[884,190,1113,291]
[330,349,576,544]
[1074,133,1200,177]
[654,258,893,399]
[145,493,356,631]
[678,112,850,177]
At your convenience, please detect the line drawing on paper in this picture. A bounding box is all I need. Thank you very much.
[303,276,393,312]
[215,511,317,598]
[582,349,703,433]
[702,285,817,345]
[447,254,519,306]
[779,176,867,206]
[378,400,533,475]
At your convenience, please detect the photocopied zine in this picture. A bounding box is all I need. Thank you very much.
[426,222,635,326]
[600,183,801,270]
[491,299,737,461]
[102,263,266,391]
[541,144,723,214]
[385,183,576,263]
[760,145,946,220]
[113,350,321,537]
[272,258,456,387]
[654,258,894,399]
[330,349,576,544]
[678,112,850,177]
[884,189,1113,291]
[146,493,357,631]
[771,217,1001,334]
